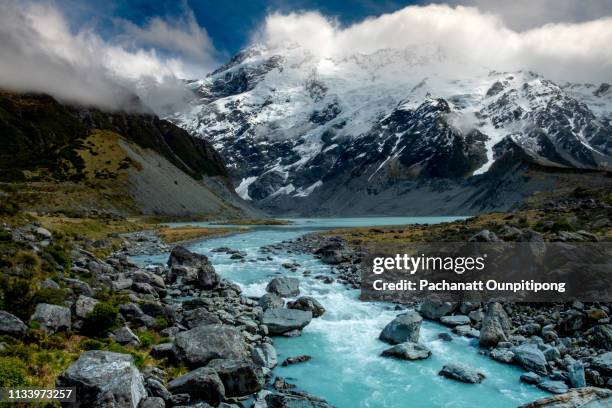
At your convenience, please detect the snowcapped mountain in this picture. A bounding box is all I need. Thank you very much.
[168,43,612,215]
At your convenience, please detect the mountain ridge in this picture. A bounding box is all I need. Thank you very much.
[168,43,611,215]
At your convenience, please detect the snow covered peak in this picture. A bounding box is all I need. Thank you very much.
[167,45,611,211]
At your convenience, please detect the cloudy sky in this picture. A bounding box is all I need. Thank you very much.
[1,0,611,113]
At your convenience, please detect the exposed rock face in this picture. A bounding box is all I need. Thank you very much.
[439,363,486,384]
[513,343,548,376]
[379,311,422,344]
[287,296,325,317]
[381,342,431,360]
[167,367,225,405]
[30,303,71,334]
[266,277,300,297]
[479,302,511,347]
[172,324,249,367]
[518,387,612,408]
[206,359,265,397]
[56,351,146,408]
[262,309,312,335]
[420,300,456,320]
[0,310,27,337]
[167,246,220,289]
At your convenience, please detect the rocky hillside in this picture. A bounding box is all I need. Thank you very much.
[0,91,256,218]
[170,44,612,216]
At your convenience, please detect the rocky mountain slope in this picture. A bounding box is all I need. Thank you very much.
[170,43,611,215]
[0,91,256,218]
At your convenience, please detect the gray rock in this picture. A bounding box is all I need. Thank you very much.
[38,278,60,290]
[139,397,165,408]
[521,372,541,385]
[381,342,431,360]
[207,359,264,397]
[34,227,52,239]
[262,309,312,335]
[513,343,548,376]
[379,311,422,345]
[251,343,278,368]
[491,348,515,364]
[0,311,27,337]
[258,293,284,311]
[151,343,174,359]
[74,295,99,319]
[266,277,300,297]
[439,363,486,383]
[111,326,141,346]
[419,300,456,320]
[145,378,171,401]
[567,361,586,388]
[265,392,333,408]
[453,325,480,338]
[167,367,225,405]
[479,302,511,347]
[438,333,453,341]
[30,303,71,334]
[590,352,612,375]
[172,324,249,367]
[182,308,221,329]
[469,229,498,242]
[56,351,146,408]
[168,246,219,289]
[440,315,470,327]
[63,278,94,297]
[517,387,612,408]
[468,310,484,322]
[287,296,325,317]
[113,278,134,291]
[537,380,569,394]
[587,324,612,350]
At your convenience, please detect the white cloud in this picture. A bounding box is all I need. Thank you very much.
[0,1,213,113]
[115,9,217,64]
[258,4,612,83]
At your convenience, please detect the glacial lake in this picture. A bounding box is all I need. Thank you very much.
[133,217,548,408]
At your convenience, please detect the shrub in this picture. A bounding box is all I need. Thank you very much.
[0,357,28,387]
[82,302,119,337]
[80,339,105,351]
[154,316,168,330]
[33,287,66,306]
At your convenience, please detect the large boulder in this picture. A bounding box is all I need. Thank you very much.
[587,324,612,350]
[266,277,300,297]
[167,367,225,405]
[30,303,71,334]
[56,351,146,408]
[182,308,221,329]
[590,351,612,376]
[440,315,470,327]
[74,295,99,319]
[262,309,312,335]
[439,363,486,384]
[479,302,511,347]
[167,246,219,289]
[251,343,278,368]
[513,343,548,376]
[206,359,265,397]
[265,392,334,408]
[258,293,284,311]
[0,311,27,337]
[379,311,422,345]
[315,243,345,265]
[381,342,431,360]
[518,387,612,408]
[172,324,249,367]
[419,300,456,320]
[287,297,325,317]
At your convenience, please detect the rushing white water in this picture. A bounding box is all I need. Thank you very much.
[133,218,548,408]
